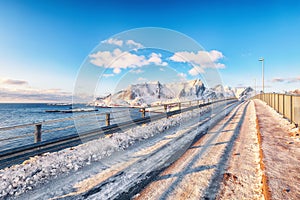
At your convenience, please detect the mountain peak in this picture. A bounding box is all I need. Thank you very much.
[94,79,236,107]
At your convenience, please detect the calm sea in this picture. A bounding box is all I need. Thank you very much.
[0,103,147,151]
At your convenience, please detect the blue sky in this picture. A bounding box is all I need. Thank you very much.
[0,0,299,102]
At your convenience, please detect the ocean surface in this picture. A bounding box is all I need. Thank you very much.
[0,103,149,151]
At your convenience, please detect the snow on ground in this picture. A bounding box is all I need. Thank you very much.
[254,99,300,200]
[84,101,238,200]
[9,101,237,199]
[4,98,296,199]
[134,101,248,200]
[0,101,229,198]
[217,100,264,200]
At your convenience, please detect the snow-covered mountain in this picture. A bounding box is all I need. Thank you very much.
[94,79,239,107]
[288,89,300,95]
[239,87,255,101]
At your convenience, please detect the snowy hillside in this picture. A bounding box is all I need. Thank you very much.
[94,79,239,107]
[288,89,300,95]
[239,87,255,101]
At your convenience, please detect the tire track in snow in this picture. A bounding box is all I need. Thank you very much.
[202,102,249,199]
[134,101,249,200]
[217,100,264,200]
[84,102,239,199]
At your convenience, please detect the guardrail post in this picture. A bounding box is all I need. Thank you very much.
[141,108,146,118]
[197,100,199,105]
[178,103,181,110]
[34,124,42,143]
[164,105,167,112]
[105,113,110,126]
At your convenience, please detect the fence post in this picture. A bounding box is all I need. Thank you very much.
[274,93,276,109]
[34,124,42,143]
[105,113,110,126]
[278,94,280,112]
[141,108,146,118]
[178,103,181,110]
[283,95,285,118]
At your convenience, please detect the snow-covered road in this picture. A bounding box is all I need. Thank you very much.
[1,100,235,199]
[217,100,264,200]
[134,101,253,200]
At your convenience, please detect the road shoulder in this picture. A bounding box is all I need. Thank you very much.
[254,99,300,199]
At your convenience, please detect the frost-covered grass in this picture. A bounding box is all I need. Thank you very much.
[0,104,215,198]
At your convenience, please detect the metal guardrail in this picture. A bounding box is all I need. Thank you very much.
[0,98,232,144]
[0,98,238,169]
[254,93,300,127]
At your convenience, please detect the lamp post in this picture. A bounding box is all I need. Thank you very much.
[259,58,264,93]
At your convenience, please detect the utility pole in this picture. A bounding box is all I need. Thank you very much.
[259,58,264,93]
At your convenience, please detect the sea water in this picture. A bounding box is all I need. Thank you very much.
[0,103,148,151]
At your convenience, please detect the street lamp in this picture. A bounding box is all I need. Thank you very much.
[259,58,264,93]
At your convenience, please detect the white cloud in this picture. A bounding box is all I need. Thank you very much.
[0,87,72,103]
[148,53,168,66]
[90,48,147,74]
[271,77,300,83]
[90,49,168,74]
[130,69,144,74]
[113,68,121,74]
[137,77,147,82]
[126,40,143,48]
[170,50,225,76]
[102,38,123,47]
[177,73,187,79]
[101,38,143,49]
[177,73,187,81]
[188,67,205,76]
[102,73,114,77]
[0,78,88,103]
[0,78,28,85]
